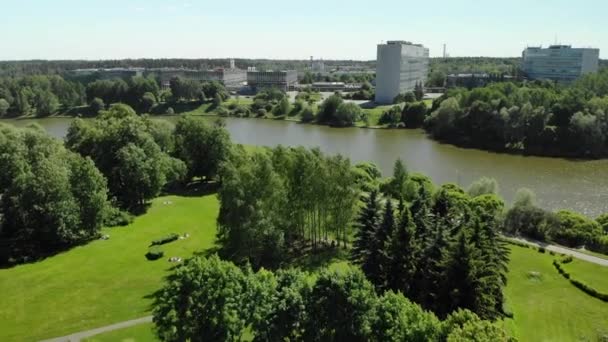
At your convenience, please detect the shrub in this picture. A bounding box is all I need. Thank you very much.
[166,107,175,115]
[151,233,180,246]
[300,106,315,123]
[146,246,164,260]
[104,206,134,227]
[256,108,267,117]
[538,247,546,253]
[560,255,574,264]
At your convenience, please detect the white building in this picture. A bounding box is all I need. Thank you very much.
[375,41,429,104]
[522,45,599,83]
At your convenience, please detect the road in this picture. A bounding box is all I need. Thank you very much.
[506,236,608,267]
[39,316,152,342]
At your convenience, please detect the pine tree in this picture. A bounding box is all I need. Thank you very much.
[441,232,477,317]
[351,191,381,274]
[387,207,419,297]
[410,186,433,247]
[414,219,449,314]
[373,199,396,289]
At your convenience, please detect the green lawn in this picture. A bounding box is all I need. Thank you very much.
[0,195,219,342]
[83,323,158,342]
[562,258,608,293]
[502,245,608,341]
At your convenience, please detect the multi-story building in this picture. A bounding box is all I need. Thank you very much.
[151,68,247,89]
[247,70,298,92]
[522,45,599,83]
[375,41,429,104]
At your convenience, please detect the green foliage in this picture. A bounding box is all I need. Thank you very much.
[331,102,362,127]
[272,97,290,116]
[513,188,536,207]
[378,105,402,126]
[402,101,428,128]
[150,233,179,246]
[316,94,344,124]
[172,115,232,180]
[218,147,360,268]
[153,255,251,341]
[595,213,608,234]
[467,177,499,197]
[553,210,603,247]
[0,124,109,263]
[145,246,164,260]
[65,104,186,210]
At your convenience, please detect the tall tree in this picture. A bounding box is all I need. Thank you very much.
[387,207,419,296]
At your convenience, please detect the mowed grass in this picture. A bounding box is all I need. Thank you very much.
[502,245,608,341]
[562,258,608,293]
[0,195,219,342]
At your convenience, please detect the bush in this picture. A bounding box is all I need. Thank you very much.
[104,206,134,227]
[165,107,175,115]
[150,233,180,246]
[538,247,546,253]
[146,246,164,260]
[560,255,574,264]
[300,106,315,123]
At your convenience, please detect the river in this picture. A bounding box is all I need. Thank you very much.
[3,116,608,217]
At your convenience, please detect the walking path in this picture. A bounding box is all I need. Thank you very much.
[39,316,152,342]
[506,236,608,267]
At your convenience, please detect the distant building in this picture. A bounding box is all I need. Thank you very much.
[375,40,429,104]
[447,73,516,89]
[247,70,298,92]
[522,45,599,83]
[151,68,247,89]
[69,68,144,80]
[311,59,325,73]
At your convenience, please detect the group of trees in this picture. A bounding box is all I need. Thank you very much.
[169,78,228,104]
[352,163,509,321]
[85,76,161,113]
[315,94,365,127]
[152,255,513,342]
[300,71,375,85]
[217,146,360,269]
[0,124,109,263]
[503,188,608,254]
[425,68,608,157]
[65,105,231,210]
[378,101,429,128]
[0,75,85,117]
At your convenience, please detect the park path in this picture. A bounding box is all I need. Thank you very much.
[39,316,152,342]
[506,236,608,267]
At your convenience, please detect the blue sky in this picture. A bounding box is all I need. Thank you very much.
[0,0,605,60]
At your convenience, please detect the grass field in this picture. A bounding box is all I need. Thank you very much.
[0,195,219,342]
[502,245,608,341]
[562,258,608,293]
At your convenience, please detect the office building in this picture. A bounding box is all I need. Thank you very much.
[375,41,429,104]
[522,45,599,83]
[152,68,247,89]
[247,70,298,91]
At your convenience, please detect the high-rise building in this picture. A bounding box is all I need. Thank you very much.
[522,45,599,83]
[375,41,429,104]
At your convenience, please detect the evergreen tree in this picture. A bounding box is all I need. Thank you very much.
[351,191,381,270]
[441,232,477,317]
[415,220,449,314]
[387,207,419,297]
[374,199,396,289]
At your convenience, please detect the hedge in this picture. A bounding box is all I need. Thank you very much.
[150,233,180,246]
[146,246,164,261]
[553,258,608,302]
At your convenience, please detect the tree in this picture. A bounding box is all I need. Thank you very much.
[402,101,428,128]
[0,98,9,116]
[387,159,408,201]
[467,177,499,197]
[513,188,536,207]
[351,191,381,273]
[273,97,290,116]
[304,268,377,342]
[414,82,424,101]
[65,104,185,210]
[374,199,396,289]
[316,94,343,124]
[0,124,109,262]
[153,255,251,342]
[89,97,105,114]
[173,116,232,180]
[253,269,311,341]
[387,207,419,296]
[213,92,223,107]
[370,291,442,342]
[441,232,478,317]
[331,102,361,127]
[140,92,156,113]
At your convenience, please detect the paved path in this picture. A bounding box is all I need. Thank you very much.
[40,316,152,342]
[506,236,608,267]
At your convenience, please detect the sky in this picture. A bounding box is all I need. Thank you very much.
[1,0,606,61]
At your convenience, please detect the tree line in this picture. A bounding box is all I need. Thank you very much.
[425,68,608,158]
[152,255,514,342]
[0,75,85,117]
[1,106,231,264]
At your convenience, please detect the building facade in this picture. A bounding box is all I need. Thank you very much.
[151,68,247,89]
[247,70,298,91]
[375,41,429,104]
[522,45,599,83]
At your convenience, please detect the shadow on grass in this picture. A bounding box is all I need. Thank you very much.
[162,180,219,198]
